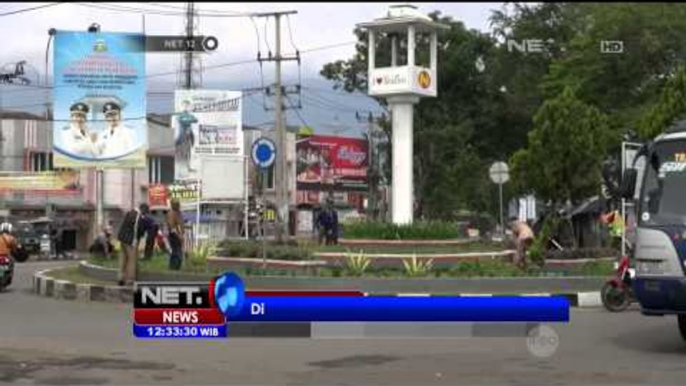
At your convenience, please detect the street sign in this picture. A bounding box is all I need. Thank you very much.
[489,162,510,184]
[489,161,509,237]
[251,137,277,169]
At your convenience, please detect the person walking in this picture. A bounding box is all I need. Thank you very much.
[166,199,185,270]
[117,203,149,286]
[316,207,331,246]
[509,217,535,270]
[328,203,339,245]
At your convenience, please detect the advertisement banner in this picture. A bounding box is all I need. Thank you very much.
[148,184,168,207]
[53,31,147,168]
[296,135,368,186]
[296,190,321,205]
[147,181,199,208]
[0,171,80,191]
[173,90,243,180]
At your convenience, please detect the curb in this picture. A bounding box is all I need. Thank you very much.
[33,267,603,307]
[392,291,603,307]
[33,268,134,303]
[25,254,81,263]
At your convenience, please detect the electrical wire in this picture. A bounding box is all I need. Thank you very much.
[0,3,63,17]
[304,89,371,113]
[285,94,309,128]
[0,41,357,90]
[2,89,263,119]
[145,2,249,15]
[249,16,268,112]
[263,17,272,56]
[285,14,300,53]
[74,2,257,18]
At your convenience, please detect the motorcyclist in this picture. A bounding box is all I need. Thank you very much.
[0,222,20,263]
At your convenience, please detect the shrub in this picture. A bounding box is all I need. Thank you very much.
[402,254,434,277]
[342,220,461,240]
[216,240,312,261]
[345,250,372,277]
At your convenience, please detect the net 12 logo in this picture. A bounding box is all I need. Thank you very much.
[132,273,245,339]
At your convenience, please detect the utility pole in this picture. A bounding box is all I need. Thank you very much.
[179,2,202,90]
[256,10,298,243]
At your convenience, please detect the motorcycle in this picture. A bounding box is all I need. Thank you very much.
[0,254,14,292]
[601,254,635,312]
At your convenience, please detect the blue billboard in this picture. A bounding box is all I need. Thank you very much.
[53,31,146,168]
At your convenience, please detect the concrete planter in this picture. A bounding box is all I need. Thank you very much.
[314,251,514,268]
[33,262,605,307]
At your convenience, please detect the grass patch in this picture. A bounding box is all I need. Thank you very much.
[88,250,226,276]
[47,266,113,286]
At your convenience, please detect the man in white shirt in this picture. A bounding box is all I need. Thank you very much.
[98,102,137,158]
[60,103,99,157]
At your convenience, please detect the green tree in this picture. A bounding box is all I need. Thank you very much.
[510,87,613,207]
[638,65,686,139]
[543,3,686,133]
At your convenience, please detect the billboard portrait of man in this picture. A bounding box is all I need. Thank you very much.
[98,102,137,158]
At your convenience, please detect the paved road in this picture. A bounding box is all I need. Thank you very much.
[2,262,686,385]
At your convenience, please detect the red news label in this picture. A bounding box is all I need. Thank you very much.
[134,308,225,325]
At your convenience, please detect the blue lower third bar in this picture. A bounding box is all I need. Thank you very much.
[133,324,227,338]
[229,296,569,322]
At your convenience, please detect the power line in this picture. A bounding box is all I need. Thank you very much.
[263,17,272,55]
[0,3,63,17]
[2,89,263,114]
[144,2,249,15]
[285,95,309,128]
[285,14,300,53]
[74,2,257,18]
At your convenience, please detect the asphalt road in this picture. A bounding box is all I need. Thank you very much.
[2,261,686,385]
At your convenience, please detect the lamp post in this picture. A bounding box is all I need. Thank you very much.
[83,23,106,240]
[45,28,56,120]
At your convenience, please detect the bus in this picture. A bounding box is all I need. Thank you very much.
[622,120,686,340]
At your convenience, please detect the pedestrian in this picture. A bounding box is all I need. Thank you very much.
[316,207,331,246]
[140,213,158,260]
[509,217,535,270]
[166,199,185,270]
[328,202,339,245]
[117,203,149,286]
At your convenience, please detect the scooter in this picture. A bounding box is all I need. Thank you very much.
[0,254,14,292]
[601,254,635,312]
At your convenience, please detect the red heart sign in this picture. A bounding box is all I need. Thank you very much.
[376,77,383,85]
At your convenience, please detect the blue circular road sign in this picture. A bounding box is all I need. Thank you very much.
[251,137,276,169]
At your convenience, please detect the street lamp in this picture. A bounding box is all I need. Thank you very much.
[45,28,56,120]
[88,23,101,33]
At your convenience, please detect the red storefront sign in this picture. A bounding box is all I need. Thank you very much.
[296,135,368,185]
[296,190,321,205]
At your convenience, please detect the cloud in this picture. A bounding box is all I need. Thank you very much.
[0,2,502,135]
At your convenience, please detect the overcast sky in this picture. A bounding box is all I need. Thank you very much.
[0,2,504,135]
